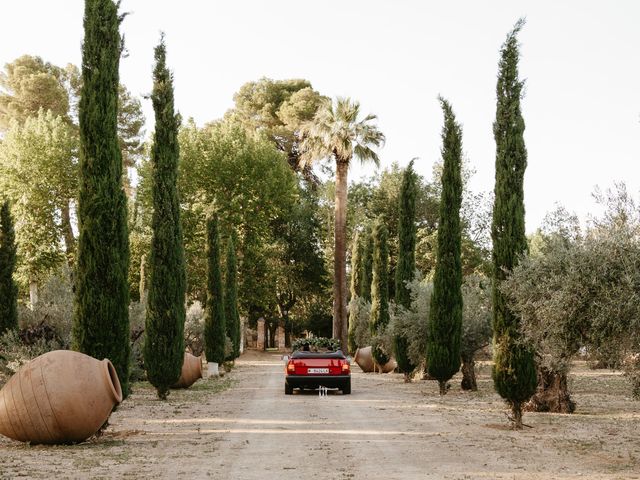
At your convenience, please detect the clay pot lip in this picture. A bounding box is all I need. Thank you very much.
[102,359,123,404]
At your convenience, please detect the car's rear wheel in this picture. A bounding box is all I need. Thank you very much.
[342,379,351,395]
[285,382,293,395]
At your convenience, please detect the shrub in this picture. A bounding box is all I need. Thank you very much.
[184,301,205,356]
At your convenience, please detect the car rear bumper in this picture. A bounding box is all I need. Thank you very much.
[286,375,350,389]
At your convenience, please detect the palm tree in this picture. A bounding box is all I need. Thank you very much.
[300,97,384,351]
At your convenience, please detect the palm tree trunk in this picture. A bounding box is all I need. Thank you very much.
[333,159,349,350]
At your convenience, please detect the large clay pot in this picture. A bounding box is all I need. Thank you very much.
[354,346,375,372]
[0,350,122,444]
[172,352,203,388]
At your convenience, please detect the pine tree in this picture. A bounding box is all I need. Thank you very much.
[204,215,226,365]
[369,218,390,366]
[360,228,374,301]
[394,161,418,380]
[0,200,18,334]
[72,0,130,396]
[347,232,363,353]
[225,236,240,359]
[491,19,537,428]
[427,98,464,395]
[143,36,186,400]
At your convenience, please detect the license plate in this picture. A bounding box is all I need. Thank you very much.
[307,368,329,374]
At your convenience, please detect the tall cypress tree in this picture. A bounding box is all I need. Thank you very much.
[347,232,363,354]
[350,232,363,301]
[204,215,226,365]
[427,98,464,395]
[369,218,390,366]
[72,0,130,396]
[491,19,537,429]
[360,228,374,301]
[0,200,18,334]
[143,36,186,400]
[394,161,418,381]
[225,236,240,359]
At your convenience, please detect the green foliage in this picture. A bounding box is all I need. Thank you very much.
[491,19,536,411]
[369,218,390,365]
[204,216,226,364]
[503,186,640,386]
[461,275,492,363]
[224,237,240,359]
[348,232,363,353]
[226,78,326,179]
[349,297,372,350]
[427,99,464,389]
[175,119,297,309]
[143,37,186,399]
[0,111,77,288]
[117,84,145,170]
[389,279,433,369]
[291,337,341,352]
[0,201,18,333]
[72,0,131,397]
[396,160,417,308]
[302,300,333,339]
[0,55,71,130]
[184,301,205,356]
[350,232,363,301]
[394,160,418,375]
[360,227,374,301]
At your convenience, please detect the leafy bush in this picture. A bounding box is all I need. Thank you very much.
[348,298,372,350]
[460,275,492,362]
[184,301,205,356]
[129,299,147,382]
[389,278,433,368]
[0,329,64,386]
[18,269,74,347]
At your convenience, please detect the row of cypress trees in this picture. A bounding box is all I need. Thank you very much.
[347,19,535,428]
[204,217,241,367]
[71,0,240,399]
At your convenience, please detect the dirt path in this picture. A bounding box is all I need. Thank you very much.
[1,350,639,479]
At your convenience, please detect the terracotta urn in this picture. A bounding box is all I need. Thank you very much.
[172,352,203,388]
[0,350,122,444]
[354,346,375,372]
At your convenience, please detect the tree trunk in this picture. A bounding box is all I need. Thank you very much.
[511,401,523,429]
[461,356,477,391]
[139,254,146,302]
[438,380,448,395]
[524,366,576,413]
[333,159,349,350]
[29,280,38,308]
[61,200,76,265]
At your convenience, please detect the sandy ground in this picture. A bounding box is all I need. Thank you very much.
[1,350,639,480]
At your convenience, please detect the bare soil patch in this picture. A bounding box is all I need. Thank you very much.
[1,353,639,479]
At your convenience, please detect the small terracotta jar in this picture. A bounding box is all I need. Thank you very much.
[354,346,375,372]
[0,350,122,444]
[172,352,203,388]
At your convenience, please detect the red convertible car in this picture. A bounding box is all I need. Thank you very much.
[284,350,351,394]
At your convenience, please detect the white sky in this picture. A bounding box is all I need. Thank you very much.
[1,0,639,232]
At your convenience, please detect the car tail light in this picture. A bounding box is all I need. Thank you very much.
[342,362,350,373]
[287,361,295,373]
